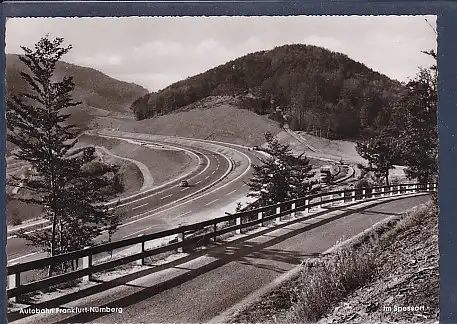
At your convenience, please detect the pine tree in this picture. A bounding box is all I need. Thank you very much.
[246,132,317,209]
[7,36,120,276]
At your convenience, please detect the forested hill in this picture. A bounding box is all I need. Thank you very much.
[130,44,405,140]
[6,54,149,116]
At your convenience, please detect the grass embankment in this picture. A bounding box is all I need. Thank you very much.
[79,134,194,187]
[94,97,283,147]
[231,199,438,323]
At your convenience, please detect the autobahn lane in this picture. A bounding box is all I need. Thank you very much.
[97,139,262,244]
[113,143,229,216]
[86,196,432,324]
[6,141,232,263]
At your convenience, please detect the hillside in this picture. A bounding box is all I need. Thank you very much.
[6,53,148,127]
[6,53,149,155]
[130,44,404,140]
[96,96,283,147]
[229,201,438,323]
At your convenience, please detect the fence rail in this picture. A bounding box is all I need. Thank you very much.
[7,182,436,299]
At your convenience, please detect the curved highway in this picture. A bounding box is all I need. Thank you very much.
[7,132,263,265]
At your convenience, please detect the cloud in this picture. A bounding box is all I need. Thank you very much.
[192,39,233,59]
[75,53,122,67]
[5,16,437,91]
[133,40,184,58]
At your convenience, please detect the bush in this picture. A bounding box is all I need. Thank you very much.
[286,245,376,323]
[112,173,125,193]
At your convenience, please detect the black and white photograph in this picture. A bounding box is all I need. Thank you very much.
[5,15,438,323]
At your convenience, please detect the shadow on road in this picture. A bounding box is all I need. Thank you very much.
[9,195,429,323]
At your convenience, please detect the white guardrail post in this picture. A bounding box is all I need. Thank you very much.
[305,199,309,213]
[351,190,356,202]
[362,189,366,200]
[82,246,92,282]
[135,234,145,266]
[291,203,296,218]
[258,211,264,227]
[275,206,281,222]
[177,228,185,253]
[8,265,19,302]
[236,216,242,234]
[381,187,385,197]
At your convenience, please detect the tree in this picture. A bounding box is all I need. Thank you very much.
[356,134,399,185]
[246,132,317,209]
[6,36,120,276]
[390,50,437,183]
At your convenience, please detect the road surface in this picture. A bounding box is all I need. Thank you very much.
[15,194,431,324]
[6,135,263,264]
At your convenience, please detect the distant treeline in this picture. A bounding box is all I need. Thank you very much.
[130,44,405,140]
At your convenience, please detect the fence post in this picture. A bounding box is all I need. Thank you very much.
[236,216,242,234]
[135,234,145,266]
[291,203,296,218]
[381,187,385,197]
[82,246,92,282]
[275,206,281,222]
[7,267,19,302]
[258,211,264,227]
[362,189,366,200]
[351,190,356,202]
[177,227,185,253]
[305,199,309,213]
[213,223,218,242]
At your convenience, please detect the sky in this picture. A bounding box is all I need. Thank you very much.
[5,16,437,92]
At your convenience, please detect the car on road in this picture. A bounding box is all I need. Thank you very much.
[252,146,261,151]
[180,180,190,187]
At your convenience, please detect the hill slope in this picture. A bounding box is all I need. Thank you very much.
[6,53,149,155]
[6,53,148,126]
[96,96,283,147]
[130,44,404,140]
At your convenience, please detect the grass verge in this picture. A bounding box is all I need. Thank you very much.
[230,200,437,323]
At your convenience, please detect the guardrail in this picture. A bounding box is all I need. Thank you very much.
[7,182,436,300]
